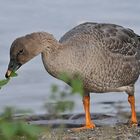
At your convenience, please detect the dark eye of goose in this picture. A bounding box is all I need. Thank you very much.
[18,49,24,55]
[17,49,24,57]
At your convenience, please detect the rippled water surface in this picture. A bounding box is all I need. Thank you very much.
[0,0,140,115]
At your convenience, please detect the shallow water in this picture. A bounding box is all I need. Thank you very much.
[0,0,140,115]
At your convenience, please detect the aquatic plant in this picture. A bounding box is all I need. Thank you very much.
[0,72,84,139]
[0,107,43,140]
[0,71,17,89]
[44,73,83,115]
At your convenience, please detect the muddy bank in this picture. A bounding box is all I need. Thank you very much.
[20,112,140,140]
[39,125,140,140]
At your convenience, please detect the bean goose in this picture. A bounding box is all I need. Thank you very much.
[5,22,140,129]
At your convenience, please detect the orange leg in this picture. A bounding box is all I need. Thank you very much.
[83,95,96,128]
[128,95,138,126]
[73,95,95,131]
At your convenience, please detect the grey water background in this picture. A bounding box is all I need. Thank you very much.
[0,0,140,115]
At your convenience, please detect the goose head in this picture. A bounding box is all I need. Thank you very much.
[5,32,57,78]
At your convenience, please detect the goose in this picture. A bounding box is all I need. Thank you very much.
[5,22,140,130]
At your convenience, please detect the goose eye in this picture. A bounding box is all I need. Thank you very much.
[17,49,24,57]
[19,49,24,54]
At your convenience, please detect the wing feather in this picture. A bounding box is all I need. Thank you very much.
[59,22,140,57]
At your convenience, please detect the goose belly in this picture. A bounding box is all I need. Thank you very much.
[41,48,139,93]
[81,57,139,93]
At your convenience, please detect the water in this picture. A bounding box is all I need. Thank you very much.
[0,0,140,115]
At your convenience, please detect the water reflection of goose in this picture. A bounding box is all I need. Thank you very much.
[5,22,140,130]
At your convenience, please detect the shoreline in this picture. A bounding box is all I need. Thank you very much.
[39,125,140,140]
[19,113,140,140]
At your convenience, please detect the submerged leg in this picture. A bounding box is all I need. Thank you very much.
[73,94,95,131]
[128,95,138,126]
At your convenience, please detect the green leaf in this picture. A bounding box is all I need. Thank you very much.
[60,91,67,98]
[0,71,18,90]
[0,122,18,140]
[10,71,18,77]
[71,79,83,95]
[59,73,70,83]
[20,122,42,138]
[51,85,59,93]
[0,79,10,87]
[56,101,74,112]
